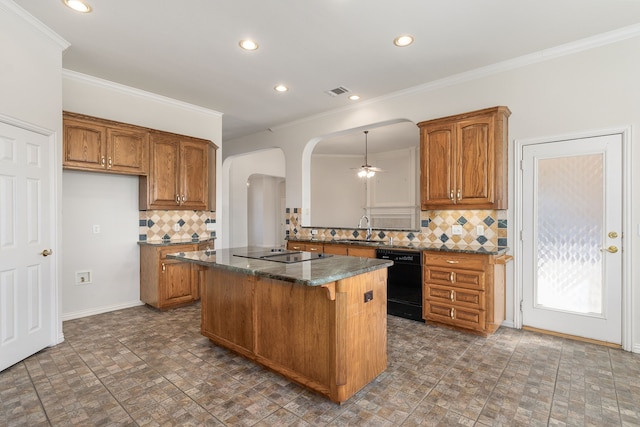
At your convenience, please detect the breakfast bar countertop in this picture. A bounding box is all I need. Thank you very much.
[167,246,393,287]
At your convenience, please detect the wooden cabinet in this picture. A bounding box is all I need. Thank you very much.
[418,106,510,210]
[63,112,149,175]
[423,251,509,336]
[140,243,209,310]
[140,131,212,210]
[287,241,324,253]
[287,241,377,258]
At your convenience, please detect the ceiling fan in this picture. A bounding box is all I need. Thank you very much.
[353,130,383,178]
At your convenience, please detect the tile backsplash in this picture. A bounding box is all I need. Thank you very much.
[139,210,216,241]
[286,208,508,248]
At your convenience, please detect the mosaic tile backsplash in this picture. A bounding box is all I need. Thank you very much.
[286,208,508,248]
[139,210,216,241]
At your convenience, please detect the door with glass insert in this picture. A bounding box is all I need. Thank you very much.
[521,134,622,344]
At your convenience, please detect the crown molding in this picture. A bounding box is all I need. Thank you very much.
[268,23,640,134]
[62,69,224,118]
[0,0,69,50]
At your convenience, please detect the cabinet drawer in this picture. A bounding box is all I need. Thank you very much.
[306,243,324,253]
[424,266,485,290]
[424,284,484,309]
[287,242,306,251]
[158,244,197,260]
[423,253,487,270]
[423,300,486,331]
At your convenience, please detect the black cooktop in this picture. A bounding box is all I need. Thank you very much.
[233,248,333,263]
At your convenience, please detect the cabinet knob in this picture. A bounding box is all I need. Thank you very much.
[449,190,454,201]
[101,155,105,166]
[162,263,166,272]
[107,157,112,168]
[176,195,180,205]
[457,189,462,200]
[450,308,455,319]
[449,272,455,283]
[181,195,186,202]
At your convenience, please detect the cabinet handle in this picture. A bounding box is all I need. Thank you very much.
[162,263,166,272]
[449,272,455,283]
[449,190,454,201]
[450,308,455,319]
[176,194,181,205]
[450,290,455,301]
[292,245,301,250]
[309,247,318,252]
[107,157,112,168]
[446,260,459,264]
[101,155,105,166]
[181,195,186,202]
[457,189,462,200]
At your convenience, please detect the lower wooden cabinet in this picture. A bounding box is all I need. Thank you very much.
[287,241,377,258]
[423,251,510,336]
[140,242,211,310]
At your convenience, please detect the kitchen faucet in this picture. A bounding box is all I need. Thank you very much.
[358,214,372,241]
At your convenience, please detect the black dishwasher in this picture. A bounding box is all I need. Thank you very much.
[376,249,423,322]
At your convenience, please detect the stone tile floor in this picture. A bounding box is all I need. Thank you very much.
[1,303,639,426]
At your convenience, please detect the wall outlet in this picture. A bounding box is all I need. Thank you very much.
[451,225,463,235]
[173,223,181,232]
[311,229,318,235]
[206,222,215,231]
[476,225,485,236]
[75,271,92,284]
[92,224,100,234]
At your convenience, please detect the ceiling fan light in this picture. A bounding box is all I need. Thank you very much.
[367,170,375,178]
[358,169,367,178]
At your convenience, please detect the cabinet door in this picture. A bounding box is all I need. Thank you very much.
[106,127,149,175]
[323,244,348,255]
[160,261,195,307]
[63,119,107,171]
[455,115,494,207]
[420,123,455,209]
[148,135,181,209]
[347,246,376,258]
[180,140,209,210]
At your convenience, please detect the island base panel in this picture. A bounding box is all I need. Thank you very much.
[200,267,388,403]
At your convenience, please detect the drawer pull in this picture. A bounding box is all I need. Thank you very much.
[457,189,462,200]
[449,190,454,201]
[309,247,318,251]
[161,263,166,272]
[101,155,105,166]
[450,290,455,301]
[446,260,459,264]
[450,308,455,319]
[449,272,455,283]
[107,157,112,168]
[176,194,180,204]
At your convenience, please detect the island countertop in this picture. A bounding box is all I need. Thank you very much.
[167,246,393,287]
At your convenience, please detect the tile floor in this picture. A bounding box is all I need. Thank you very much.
[1,303,639,426]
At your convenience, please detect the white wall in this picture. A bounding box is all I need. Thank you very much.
[0,1,67,342]
[61,71,222,319]
[221,33,640,351]
[248,175,285,248]
[222,148,286,248]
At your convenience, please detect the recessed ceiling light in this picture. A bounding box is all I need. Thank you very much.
[62,0,92,13]
[239,39,259,51]
[393,34,414,47]
[349,95,360,101]
[274,84,288,92]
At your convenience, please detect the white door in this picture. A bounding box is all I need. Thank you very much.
[0,122,54,371]
[521,134,622,344]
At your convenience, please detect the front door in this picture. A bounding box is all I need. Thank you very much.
[521,134,623,344]
[0,121,55,371]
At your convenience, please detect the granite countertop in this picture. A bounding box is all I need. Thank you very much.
[138,237,216,247]
[166,246,393,287]
[287,237,509,255]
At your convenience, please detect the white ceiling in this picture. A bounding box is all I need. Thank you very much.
[13,0,640,143]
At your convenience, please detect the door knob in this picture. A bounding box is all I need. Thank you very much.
[40,249,53,257]
[608,231,618,239]
[601,246,618,253]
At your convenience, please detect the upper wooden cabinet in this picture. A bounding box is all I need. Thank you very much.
[139,131,213,210]
[418,106,511,210]
[63,112,149,175]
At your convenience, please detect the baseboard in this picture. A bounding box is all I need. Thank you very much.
[501,320,515,329]
[633,344,640,354]
[61,300,145,322]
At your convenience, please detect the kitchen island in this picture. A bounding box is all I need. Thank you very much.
[167,247,393,403]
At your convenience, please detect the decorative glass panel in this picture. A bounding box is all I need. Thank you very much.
[536,154,603,314]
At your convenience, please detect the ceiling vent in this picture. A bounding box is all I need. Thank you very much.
[325,86,351,97]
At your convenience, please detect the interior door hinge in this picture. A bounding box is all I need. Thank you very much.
[519,230,523,241]
[519,300,523,312]
[519,160,523,171]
